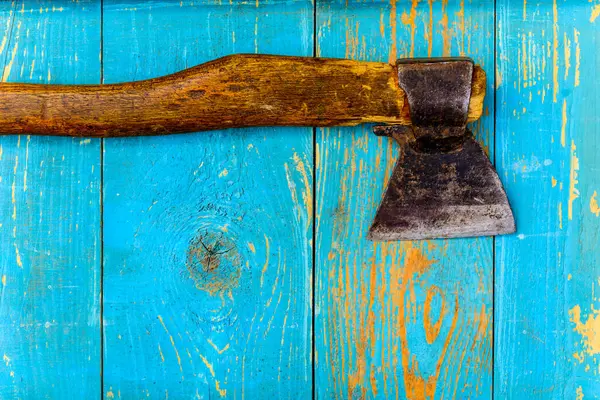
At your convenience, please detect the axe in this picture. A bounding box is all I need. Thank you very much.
[0,54,515,240]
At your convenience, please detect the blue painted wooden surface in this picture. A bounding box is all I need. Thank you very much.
[0,0,599,399]
[0,1,101,398]
[495,1,600,398]
[315,1,494,399]
[101,1,313,398]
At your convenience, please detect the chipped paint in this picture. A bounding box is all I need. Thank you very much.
[292,152,312,228]
[558,202,563,229]
[316,2,495,398]
[591,4,600,22]
[552,0,559,103]
[395,245,458,400]
[1,40,18,82]
[496,0,600,396]
[207,339,229,355]
[590,191,600,216]
[423,285,445,344]
[260,234,270,287]
[400,0,419,58]
[568,140,579,220]
[388,0,397,64]
[157,315,184,377]
[440,0,451,57]
[199,354,226,397]
[561,99,567,147]
[569,305,600,355]
[14,244,22,268]
[563,32,571,79]
[574,28,580,87]
[1,1,596,399]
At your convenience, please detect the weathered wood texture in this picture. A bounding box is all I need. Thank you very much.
[0,55,485,137]
[495,1,600,398]
[1,1,598,398]
[315,1,494,399]
[0,1,101,398]
[101,1,313,398]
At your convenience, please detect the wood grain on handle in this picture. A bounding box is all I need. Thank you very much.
[0,54,486,137]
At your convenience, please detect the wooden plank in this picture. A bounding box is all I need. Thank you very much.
[495,1,600,398]
[101,1,313,398]
[314,1,494,398]
[0,1,101,398]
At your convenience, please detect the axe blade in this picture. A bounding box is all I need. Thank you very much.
[367,136,515,241]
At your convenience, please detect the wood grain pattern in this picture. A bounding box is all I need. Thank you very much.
[0,55,485,137]
[314,1,494,398]
[0,1,597,398]
[0,1,101,398]
[101,1,312,398]
[495,1,600,398]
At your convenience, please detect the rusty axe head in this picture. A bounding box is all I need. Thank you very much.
[367,58,515,241]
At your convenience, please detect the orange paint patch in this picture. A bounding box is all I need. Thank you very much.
[157,315,184,377]
[292,152,312,228]
[474,303,491,343]
[569,305,600,355]
[389,0,398,64]
[403,244,435,277]
[568,140,579,220]
[344,18,361,60]
[440,0,451,57]
[347,244,380,398]
[521,33,528,87]
[591,4,600,23]
[456,0,465,55]
[391,244,459,400]
[563,32,571,79]
[558,201,563,229]
[590,191,600,216]
[400,0,420,58]
[552,0,559,103]
[423,286,445,344]
[574,28,581,87]
[405,371,437,400]
[560,99,567,147]
[426,0,434,56]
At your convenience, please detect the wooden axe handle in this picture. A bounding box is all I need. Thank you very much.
[0,54,486,137]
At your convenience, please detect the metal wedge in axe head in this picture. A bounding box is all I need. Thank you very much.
[0,54,515,241]
[368,58,515,240]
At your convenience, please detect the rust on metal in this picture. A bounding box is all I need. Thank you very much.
[368,58,515,241]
